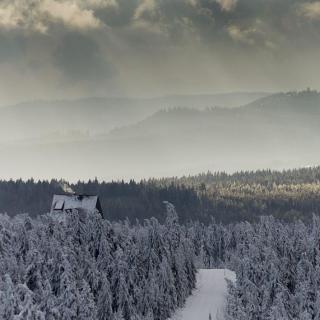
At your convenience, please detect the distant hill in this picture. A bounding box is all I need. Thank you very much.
[106,90,320,141]
[0,92,268,143]
[0,97,150,143]
[244,90,320,114]
[150,92,269,109]
[0,91,319,181]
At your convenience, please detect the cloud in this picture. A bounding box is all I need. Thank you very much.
[227,24,261,45]
[228,25,252,44]
[216,0,238,12]
[54,33,114,81]
[1,0,320,105]
[82,0,119,9]
[0,2,43,32]
[134,0,157,20]
[0,5,22,30]
[186,0,198,7]
[0,0,104,33]
[300,2,320,20]
[39,0,102,31]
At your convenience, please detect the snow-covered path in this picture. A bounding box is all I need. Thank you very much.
[169,269,235,320]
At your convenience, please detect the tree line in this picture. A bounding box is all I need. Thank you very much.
[1,166,320,223]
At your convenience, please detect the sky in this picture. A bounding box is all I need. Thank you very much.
[1,0,320,105]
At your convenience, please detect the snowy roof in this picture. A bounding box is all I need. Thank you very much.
[51,194,102,214]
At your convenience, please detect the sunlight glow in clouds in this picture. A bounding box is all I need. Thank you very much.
[216,0,238,12]
[300,2,320,20]
[0,0,320,105]
[39,0,101,31]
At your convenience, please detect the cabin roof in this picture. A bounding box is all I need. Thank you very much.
[51,194,102,214]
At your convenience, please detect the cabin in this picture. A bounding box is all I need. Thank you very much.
[51,194,103,215]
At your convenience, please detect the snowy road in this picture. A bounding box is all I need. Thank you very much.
[169,269,235,320]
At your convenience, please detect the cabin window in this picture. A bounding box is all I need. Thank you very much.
[54,200,64,210]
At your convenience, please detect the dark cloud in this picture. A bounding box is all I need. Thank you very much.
[54,33,114,81]
[94,0,139,27]
[0,34,26,63]
[0,0,320,104]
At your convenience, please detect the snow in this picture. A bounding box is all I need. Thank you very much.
[169,269,235,320]
[50,194,99,213]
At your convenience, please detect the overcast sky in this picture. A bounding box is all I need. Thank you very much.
[0,0,320,105]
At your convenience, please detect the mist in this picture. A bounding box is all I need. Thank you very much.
[0,91,318,181]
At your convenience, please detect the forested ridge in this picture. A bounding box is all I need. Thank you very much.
[1,167,320,223]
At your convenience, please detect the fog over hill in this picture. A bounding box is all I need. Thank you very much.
[0,91,319,181]
[0,92,267,143]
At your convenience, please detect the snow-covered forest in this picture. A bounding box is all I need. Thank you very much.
[224,216,320,320]
[0,207,196,320]
[192,217,320,319]
[2,204,320,319]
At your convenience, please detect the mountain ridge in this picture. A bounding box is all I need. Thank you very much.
[0,91,319,181]
[0,92,269,143]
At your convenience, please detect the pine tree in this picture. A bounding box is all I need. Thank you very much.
[77,280,97,320]
[0,274,16,319]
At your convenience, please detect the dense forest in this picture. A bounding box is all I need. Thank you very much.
[2,207,320,319]
[1,167,320,223]
[0,205,196,320]
[191,216,320,319]
[224,216,320,320]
